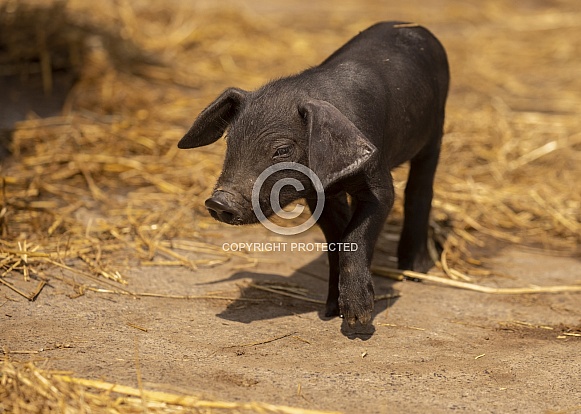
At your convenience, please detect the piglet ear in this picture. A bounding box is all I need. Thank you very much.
[178,87,247,149]
[299,99,377,188]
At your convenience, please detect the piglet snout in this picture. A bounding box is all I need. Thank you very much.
[205,191,243,225]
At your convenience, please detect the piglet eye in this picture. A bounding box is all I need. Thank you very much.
[273,145,292,159]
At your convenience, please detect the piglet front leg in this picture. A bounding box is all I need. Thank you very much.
[308,192,352,317]
[337,185,393,326]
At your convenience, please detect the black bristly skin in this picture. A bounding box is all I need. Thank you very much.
[178,22,450,327]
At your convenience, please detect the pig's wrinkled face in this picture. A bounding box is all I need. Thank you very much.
[180,83,376,227]
[204,91,314,225]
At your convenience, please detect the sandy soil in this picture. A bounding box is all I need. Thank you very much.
[2,223,580,413]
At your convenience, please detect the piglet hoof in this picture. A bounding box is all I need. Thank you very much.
[338,284,374,327]
[399,249,435,281]
[340,318,376,338]
[324,300,341,318]
[412,253,435,274]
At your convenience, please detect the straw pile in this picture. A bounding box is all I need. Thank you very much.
[429,2,581,276]
[1,0,580,296]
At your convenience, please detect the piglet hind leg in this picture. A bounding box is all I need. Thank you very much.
[338,186,393,326]
[307,192,351,317]
[397,132,442,273]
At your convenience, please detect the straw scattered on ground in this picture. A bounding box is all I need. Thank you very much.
[0,358,342,414]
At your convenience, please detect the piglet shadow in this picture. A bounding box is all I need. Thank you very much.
[209,253,399,340]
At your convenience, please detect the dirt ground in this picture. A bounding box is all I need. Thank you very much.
[2,225,581,413]
[1,0,581,413]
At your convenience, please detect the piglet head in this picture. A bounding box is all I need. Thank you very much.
[178,85,376,226]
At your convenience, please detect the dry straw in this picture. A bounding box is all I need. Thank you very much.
[0,358,341,414]
[0,0,580,409]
